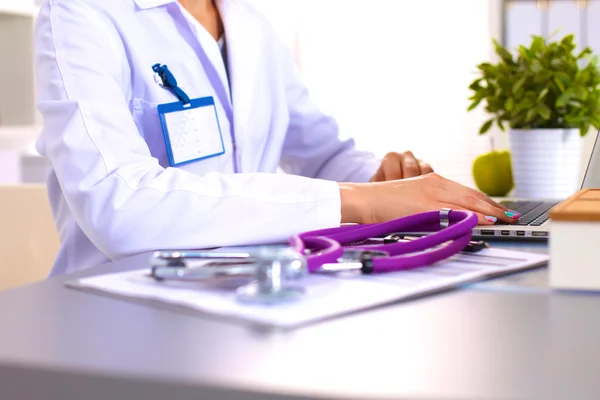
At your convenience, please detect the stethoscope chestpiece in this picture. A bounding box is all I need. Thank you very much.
[236,247,308,305]
[149,247,309,305]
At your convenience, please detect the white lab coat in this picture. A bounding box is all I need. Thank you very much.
[34,0,380,275]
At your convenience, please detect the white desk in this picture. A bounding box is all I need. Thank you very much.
[0,126,39,150]
[1,241,599,399]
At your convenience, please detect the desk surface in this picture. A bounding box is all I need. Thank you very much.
[1,241,599,400]
[0,125,40,150]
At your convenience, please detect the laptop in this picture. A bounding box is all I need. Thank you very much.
[471,129,600,240]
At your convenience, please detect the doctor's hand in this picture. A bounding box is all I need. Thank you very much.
[340,173,517,226]
[370,151,434,182]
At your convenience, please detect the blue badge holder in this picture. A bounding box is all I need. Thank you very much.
[153,63,226,167]
[157,97,226,167]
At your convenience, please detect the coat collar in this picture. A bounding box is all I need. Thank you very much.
[133,0,177,10]
[133,0,235,10]
[219,0,266,126]
[135,0,266,168]
[171,0,266,153]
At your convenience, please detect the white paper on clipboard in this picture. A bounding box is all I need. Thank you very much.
[67,247,548,329]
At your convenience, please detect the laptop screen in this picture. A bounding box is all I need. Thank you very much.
[582,129,600,189]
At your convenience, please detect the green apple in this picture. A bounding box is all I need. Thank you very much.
[472,150,514,197]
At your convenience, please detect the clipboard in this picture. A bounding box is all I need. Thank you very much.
[66,247,549,329]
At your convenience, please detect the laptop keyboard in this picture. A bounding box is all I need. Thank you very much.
[500,201,559,226]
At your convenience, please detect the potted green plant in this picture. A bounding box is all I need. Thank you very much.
[467,34,600,199]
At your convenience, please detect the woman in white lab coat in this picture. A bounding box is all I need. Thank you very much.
[34,0,515,276]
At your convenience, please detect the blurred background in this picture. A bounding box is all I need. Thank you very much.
[0,0,598,188]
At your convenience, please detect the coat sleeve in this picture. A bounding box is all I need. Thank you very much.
[278,40,381,183]
[34,0,342,261]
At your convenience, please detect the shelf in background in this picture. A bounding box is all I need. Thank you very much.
[0,0,38,17]
[0,125,40,150]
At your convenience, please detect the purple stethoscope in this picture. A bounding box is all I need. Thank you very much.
[150,209,479,304]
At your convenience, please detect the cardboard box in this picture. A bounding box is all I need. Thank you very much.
[550,189,600,291]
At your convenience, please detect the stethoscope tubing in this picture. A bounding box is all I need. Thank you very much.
[291,209,478,273]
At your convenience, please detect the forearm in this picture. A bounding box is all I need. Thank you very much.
[339,182,367,224]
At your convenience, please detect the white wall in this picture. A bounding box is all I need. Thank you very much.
[253,0,600,188]
[252,0,501,188]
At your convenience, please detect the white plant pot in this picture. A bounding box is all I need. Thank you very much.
[508,128,582,199]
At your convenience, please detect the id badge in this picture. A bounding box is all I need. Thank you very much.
[157,97,225,167]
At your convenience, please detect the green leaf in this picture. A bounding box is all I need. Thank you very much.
[556,91,573,108]
[564,115,581,124]
[468,78,483,91]
[533,71,553,84]
[467,98,482,111]
[574,86,588,101]
[497,118,506,131]
[526,108,538,123]
[493,39,515,64]
[477,62,494,73]
[505,98,514,112]
[555,72,572,86]
[518,45,533,60]
[581,70,591,83]
[512,77,527,95]
[531,62,543,74]
[578,122,591,137]
[538,87,549,100]
[479,119,494,135]
[538,103,552,120]
[531,36,545,54]
[548,28,562,38]
[590,114,600,128]
[553,77,566,93]
[561,34,575,47]
[577,47,592,59]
